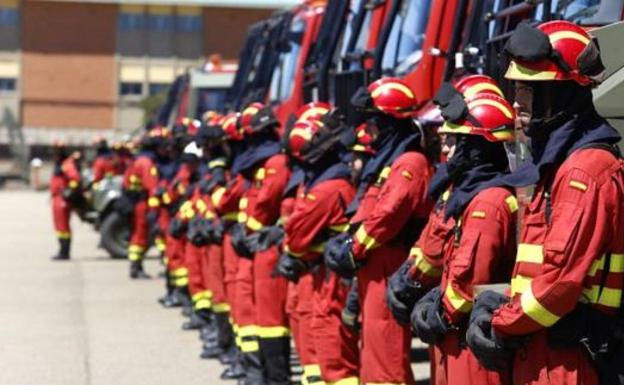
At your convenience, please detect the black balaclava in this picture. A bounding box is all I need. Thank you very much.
[447,134,509,184]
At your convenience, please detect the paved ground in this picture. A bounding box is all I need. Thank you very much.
[0,190,430,385]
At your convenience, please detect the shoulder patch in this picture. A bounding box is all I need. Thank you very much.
[569,180,587,192]
[471,210,486,219]
[505,195,518,213]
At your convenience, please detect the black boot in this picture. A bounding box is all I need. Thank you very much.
[163,286,190,308]
[158,271,174,305]
[51,238,71,261]
[221,349,246,380]
[129,260,151,279]
[219,344,237,365]
[259,337,290,385]
[182,310,209,331]
[240,350,266,385]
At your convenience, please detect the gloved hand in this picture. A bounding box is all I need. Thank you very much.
[187,217,212,246]
[247,226,284,253]
[387,259,423,325]
[62,187,83,204]
[230,223,254,258]
[466,290,511,371]
[411,287,450,345]
[211,220,224,244]
[341,278,361,332]
[324,233,360,279]
[168,217,187,239]
[275,252,308,283]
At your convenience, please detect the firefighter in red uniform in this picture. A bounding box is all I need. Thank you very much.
[50,141,83,260]
[324,77,435,384]
[91,136,120,186]
[405,87,518,385]
[233,103,291,385]
[122,127,171,279]
[279,112,360,385]
[466,21,624,385]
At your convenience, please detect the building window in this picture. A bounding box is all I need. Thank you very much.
[0,77,16,92]
[149,83,169,95]
[176,15,202,33]
[148,14,174,31]
[119,13,145,31]
[120,82,143,96]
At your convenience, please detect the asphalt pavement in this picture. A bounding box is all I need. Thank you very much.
[0,190,429,385]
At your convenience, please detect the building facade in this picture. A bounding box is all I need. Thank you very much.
[0,0,289,145]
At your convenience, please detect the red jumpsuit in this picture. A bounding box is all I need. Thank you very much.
[123,154,160,262]
[433,187,517,385]
[492,148,624,385]
[163,164,195,289]
[92,154,119,184]
[50,157,81,240]
[213,175,248,342]
[285,178,359,384]
[350,152,433,385]
[243,154,291,340]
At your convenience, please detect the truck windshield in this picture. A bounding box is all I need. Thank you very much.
[196,88,227,117]
[535,0,624,25]
[381,0,433,77]
[269,17,305,103]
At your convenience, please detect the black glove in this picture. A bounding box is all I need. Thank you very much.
[275,252,308,283]
[211,220,224,244]
[387,259,424,325]
[62,187,83,205]
[466,290,511,371]
[114,194,135,217]
[324,233,360,279]
[247,226,285,253]
[411,287,450,345]
[187,217,212,246]
[341,278,361,332]
[168,217,187,239]
[230,223,254,258]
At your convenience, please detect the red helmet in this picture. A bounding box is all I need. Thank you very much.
[454,75,503,99]
[295,102,332,123]
[438,94,515,142]
[505,21,603,86]
[203,110,222,125]
[287,119,323,162]
[239,102,265,135]
[352,122,375,155]
[368,77,418,118]
[222,113,244,141]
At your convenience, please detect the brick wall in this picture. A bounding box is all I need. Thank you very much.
[203,7,274,59]
[21,2,117,130]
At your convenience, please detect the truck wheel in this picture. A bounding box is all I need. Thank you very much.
[100,212,130,259]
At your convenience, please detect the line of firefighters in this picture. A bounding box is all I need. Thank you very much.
[50,21,624,385]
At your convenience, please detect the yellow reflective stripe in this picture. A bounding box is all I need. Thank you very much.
[239,325,259,352]
[284,245,305,258]
[128,244,145,260]
[247,216,264,231]
[505,60,559,81]
[194,297,212,311]
[128,252,142,262]
[463,83,503,99]
[582,286,623,308]
[162,192,172,205]
[240,339,259,352]
[177,184,186,195]
[309,243,325,254]
[256,326,290,338]
[411,247,442,278]
[239,197,248,210]
[155,237,166,252]
[209,159,226,168]
[195,199,207,214]
[588,255,606,277]
[610,254,624,273]
[255,168,266,181]
[148,196,160,208]
[303,364,322,377]
[467,98,513,119]
[444,284,472,313]
[68,180,79,189]
[569,180,588,192]
[329,223,350,233]
[205,211,216,220]
[170,267,188,278]
[149,166,158,176]
[223,212,239,221]
[520,286,560,327]
[505,195,518,213]
[511,274,532,296]
[173,276,188,287]
[191,290,213,303]
[56,231,71,239]
[327,378,359,385]
[549,30,590,45]
[376,166,392,184]
[516,243,544,264]
[212,302,231,313]
[211,187,226,207]
[442,190,450,202]
[355,225,379,251]
[371,82,414,99]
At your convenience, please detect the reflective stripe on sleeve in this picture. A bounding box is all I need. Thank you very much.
[355,225,379,251]
[516,244,544,264]
[520,286,560,327]
[411,247,442,278]
[246,216,264,231]
[444,284,472,313]
[211,187,226,207]
[148,197,160,208]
